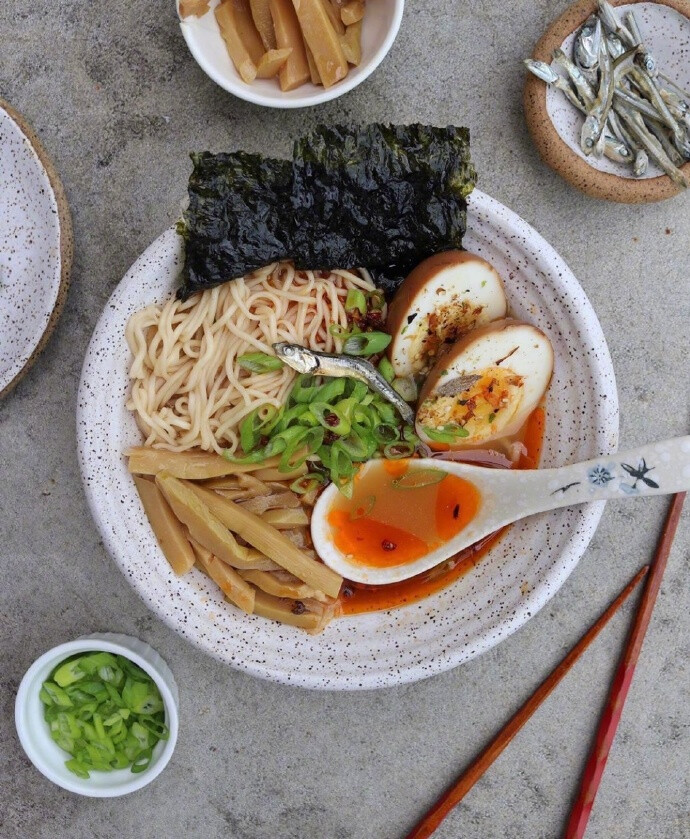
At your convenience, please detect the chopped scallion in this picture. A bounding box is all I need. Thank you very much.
[39,652,168,779]
[236,352,284,373]
[342,331,392,357]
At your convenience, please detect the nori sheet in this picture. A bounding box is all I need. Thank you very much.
[178,124,476,300]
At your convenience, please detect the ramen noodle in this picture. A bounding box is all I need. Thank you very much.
[125,262,375,454]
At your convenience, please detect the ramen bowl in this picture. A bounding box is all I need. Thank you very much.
[177,0,405,108]
[77,189,619,690]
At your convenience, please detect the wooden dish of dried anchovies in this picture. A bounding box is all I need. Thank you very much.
[524,0,690,202]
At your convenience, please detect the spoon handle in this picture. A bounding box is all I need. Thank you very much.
[511,436,690,519]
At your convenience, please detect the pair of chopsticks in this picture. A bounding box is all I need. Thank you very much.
[406,492,686,839]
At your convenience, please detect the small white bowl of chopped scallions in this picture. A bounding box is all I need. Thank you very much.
[15,633,179,797]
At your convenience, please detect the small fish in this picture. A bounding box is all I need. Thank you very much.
[633,148,649,176]
[605,32,625,58]
[574,15,602,71]
[272,342,416,425]
[552,48,595,105]
[582,46,638,156]
[524,61,632,164]
[615,104,689,187]
[598,0,635,47]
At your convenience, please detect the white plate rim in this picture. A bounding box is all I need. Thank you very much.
[0,99,72,399]
[77,188,619,690]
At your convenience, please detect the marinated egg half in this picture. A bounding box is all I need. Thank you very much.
[415,319,554,448]
[386,251,507,378]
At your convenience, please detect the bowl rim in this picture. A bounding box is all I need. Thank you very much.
[523,0,690,203]
[15,635,179,797]
[0,99,73,399]
[177,0,405,109]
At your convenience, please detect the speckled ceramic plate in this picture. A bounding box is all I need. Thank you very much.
[0,100,72,398]
[77,190,618,690]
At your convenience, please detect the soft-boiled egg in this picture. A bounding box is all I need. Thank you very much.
[415,319,554,448]
[386,251,507,378]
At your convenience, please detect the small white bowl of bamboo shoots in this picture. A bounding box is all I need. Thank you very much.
[178,0,405,108]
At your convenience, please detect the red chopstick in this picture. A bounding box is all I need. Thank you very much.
[404,564,649,839]
[564,492,686,839]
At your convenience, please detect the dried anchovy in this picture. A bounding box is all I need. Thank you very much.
[525,2,689,186]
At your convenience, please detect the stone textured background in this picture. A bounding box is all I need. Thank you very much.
[1,2,688,837]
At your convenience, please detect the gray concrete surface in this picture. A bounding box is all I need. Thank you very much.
[1,1,689,837]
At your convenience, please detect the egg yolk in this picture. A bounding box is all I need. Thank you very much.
[327,460,481,568]
[416,367,523,442]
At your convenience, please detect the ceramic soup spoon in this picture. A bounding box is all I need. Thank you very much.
[311,436,690,584]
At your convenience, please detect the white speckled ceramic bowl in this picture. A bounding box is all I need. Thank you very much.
[524,0,690,202]
[0,100,72,398]
[77,190,618,690]
[15,633,179,796]
[177,0,405,108]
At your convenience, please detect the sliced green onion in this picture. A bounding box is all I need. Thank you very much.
[392,376,418,402]
[309,402,351,436]
[290,473,326,495]
[331,447,356,496]
[40,652,168,779]
[64,758,90,779]
[402,425,419,445]
[53,659,85,687]
[138,716,169,739]
[378,357,395,383]
[375,401,397,425]
[328,323,362,342]
[328,323,348,339]
[393,468,448,489]
[336,478,354,499]
[347,380,369,403]
[373,424,399,444]
[422,425,470,443]
[383,441,415,459]
[122,678,164,715]
[131,748,154,774]
[366,289,385,311]
[77,652,119,675]
[345,288,367,314]
[274,403,310,433]
[335,430,376,461]
[289,374,322,404]
[223,448,268,465]
[342,331,392,357]
[349,494,376,519]
[279,426,324,472]
[312,377,347,404]
[236,352,284,374]
[42,682,73,707]
[240,405,281,453]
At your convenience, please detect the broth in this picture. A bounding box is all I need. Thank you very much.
[328,461,481,568]
[340,405,546,615]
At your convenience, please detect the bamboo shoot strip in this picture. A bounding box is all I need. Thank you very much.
[127,447,286,479]
[404,565,649,839]
[156,472,271,570]
[187,482,343,598]
[133,475,196,576]
[252,589,331,632]
[190,537,256,614]
[240,569,320,600]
